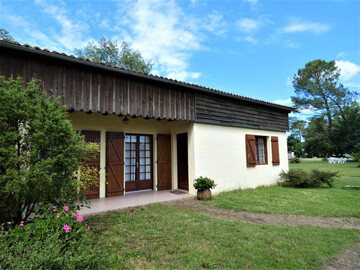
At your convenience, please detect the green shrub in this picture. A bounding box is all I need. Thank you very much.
[279,169,338,188]
[0,76,99,226]
[289,157,301,163]
[193,176,216,191]
[0,204,105,269]
[311,169,338,188]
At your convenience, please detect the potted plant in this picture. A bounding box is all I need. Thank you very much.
[193,176,216,200]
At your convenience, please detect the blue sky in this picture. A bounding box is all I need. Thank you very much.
[1,0,359,112]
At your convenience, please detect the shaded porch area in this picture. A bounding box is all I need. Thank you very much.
[80,189,193,215]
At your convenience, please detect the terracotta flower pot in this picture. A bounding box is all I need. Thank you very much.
[197,189,212,200]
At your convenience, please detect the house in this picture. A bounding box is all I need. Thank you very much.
[0,40,294,199]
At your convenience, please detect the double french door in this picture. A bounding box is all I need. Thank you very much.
[125,134,153,192]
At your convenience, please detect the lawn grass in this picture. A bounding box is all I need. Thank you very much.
[86,204,359,269]
[290,158,360,177]
[211,159,360,217]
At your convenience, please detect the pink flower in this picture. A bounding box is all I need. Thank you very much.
[76,215,84,222]
[72,211,79,217]
[56,213,61,218]
[63,224,72,233]
[51,206,57,212]
[63,206,69,212]
[20,221,24,227]
[87,226,91,232]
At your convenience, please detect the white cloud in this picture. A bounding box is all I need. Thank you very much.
[244,36,257,43]
[335,60,360,81]
[298,107,318,115]
[286,77,292,86]
[5,14,30,28]
[112,0,222,81]
[343,82,360,88]
[336,51,345,59]
[237,18,259,32]
[279,20,330,34]
[202,11,227,36]
[100,19,110,29]
[167,71,201,81]
[273,98,292,106]
[34,0,89,52]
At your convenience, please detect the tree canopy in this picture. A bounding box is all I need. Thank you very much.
[74,37,153,74]
[290,59,359,157]
[292,60,357,135]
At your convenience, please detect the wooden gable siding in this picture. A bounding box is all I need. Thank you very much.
[195,93,289,131]
[0,49,195,121]
[0,45,292,131]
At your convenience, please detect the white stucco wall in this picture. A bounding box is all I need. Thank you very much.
[192,123,289,195]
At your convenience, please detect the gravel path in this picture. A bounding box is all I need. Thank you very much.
[165,198,360,270]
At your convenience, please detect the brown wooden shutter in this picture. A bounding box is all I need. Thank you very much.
[246,134,256,167]
[81,130,100,200]
[271,136,280,166]
[106,132,124,197]
[157,134,172,190]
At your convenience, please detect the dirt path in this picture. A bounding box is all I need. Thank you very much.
[165,198,360,269]
[321,243,360,270]
[165,198,360,229]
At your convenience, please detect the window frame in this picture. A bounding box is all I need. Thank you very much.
[255,136,268,165]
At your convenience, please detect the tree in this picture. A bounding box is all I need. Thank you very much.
[292,59,357,138]
[331,103,360,155]
[0,28,14,41]
[289,117,307,141]
[74,37,153,73]
[303,118,332,157]
[0,76,90,225]
[287,134,304,157]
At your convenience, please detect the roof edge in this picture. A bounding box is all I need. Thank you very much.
[0,39,296,112]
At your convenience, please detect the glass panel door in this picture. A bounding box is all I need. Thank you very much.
[125,135,137,183]
[139,135,152,181]
[125,134,153,191]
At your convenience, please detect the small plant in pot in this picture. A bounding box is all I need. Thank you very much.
[193,176,216,200]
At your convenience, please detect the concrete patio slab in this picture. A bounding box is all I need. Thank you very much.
[79,190,193,215]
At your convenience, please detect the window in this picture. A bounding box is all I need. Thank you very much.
[255,136,267,164]
[246,135,280,167]
[246,134,269,167]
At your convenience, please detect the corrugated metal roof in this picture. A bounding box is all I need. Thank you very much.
[0,39,295,111]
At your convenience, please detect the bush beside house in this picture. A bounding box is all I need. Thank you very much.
[0,76,101,268]
[279,169,338,188]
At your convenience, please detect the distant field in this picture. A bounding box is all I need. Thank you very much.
[290,158,360,177]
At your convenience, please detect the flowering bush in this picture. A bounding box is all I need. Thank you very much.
[0,204,104,269]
